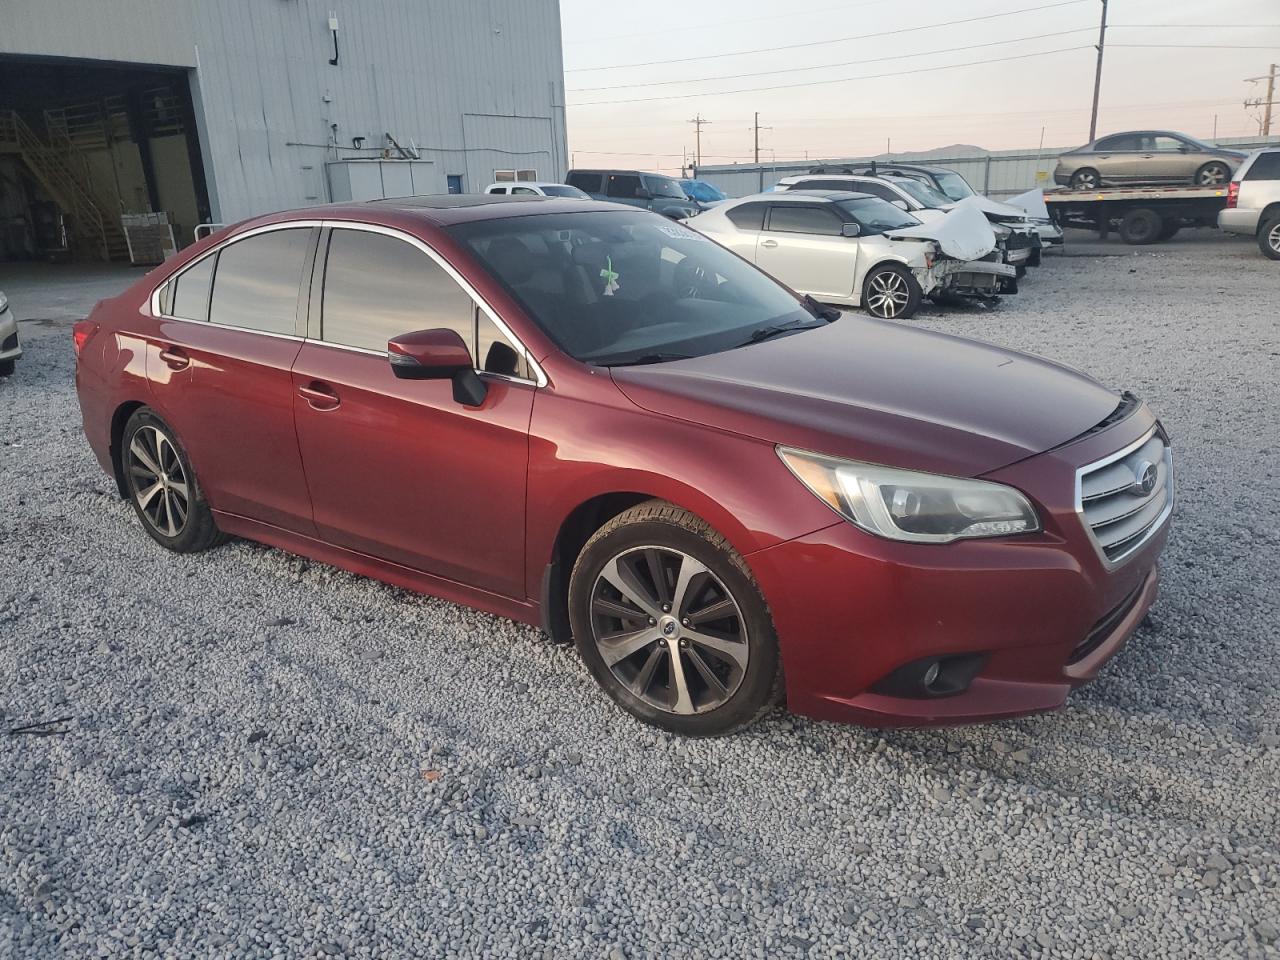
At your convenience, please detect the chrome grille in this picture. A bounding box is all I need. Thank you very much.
[1076,427,1173,565]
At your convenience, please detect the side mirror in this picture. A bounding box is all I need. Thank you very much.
[890,199,909,211]
[840,223,861,238]
[387,328,487,407]
[1177,145,1191,153]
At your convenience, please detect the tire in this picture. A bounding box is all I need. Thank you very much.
[861,263,921,320]
[1195,161,1231,186]
[1119,207,1163,245]
[1027,247,1042,268]
[1070,168,1100,190]
[568,500,783,737]
[0,359,14,377]
[1258,215,1280,261]
[121,408,226,553]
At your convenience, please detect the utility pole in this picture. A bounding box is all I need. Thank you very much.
[1245,64,1278,137]
[752,112,771,191]
[1088,0,1108,142]
[688,114,711,173]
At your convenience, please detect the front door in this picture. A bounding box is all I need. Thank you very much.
[290,226,535,599]
[757,203,857,300]
[146,226,318,534]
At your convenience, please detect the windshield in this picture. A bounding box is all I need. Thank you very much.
[642,175,687,200]
[540,184,591,199]
[681,179,727,202]
[933,171,975,202]
[891,178,953,209]
[447,210,817,366]
[835,197,921,235]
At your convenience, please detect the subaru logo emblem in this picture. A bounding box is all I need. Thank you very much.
[661,620,677,637]
[1130,460,1158,496]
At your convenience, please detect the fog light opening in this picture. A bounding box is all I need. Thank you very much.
[870,653,988,699]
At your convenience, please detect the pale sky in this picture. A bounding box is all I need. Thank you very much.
[558,0,1280,175]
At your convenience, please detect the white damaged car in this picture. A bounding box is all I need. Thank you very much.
[687,190,1015,320]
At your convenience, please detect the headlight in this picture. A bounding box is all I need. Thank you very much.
[778,447,1040,543]
[0,292,8,313]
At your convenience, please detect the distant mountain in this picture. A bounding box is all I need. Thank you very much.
[870,144,989,160]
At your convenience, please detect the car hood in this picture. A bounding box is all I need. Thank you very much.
[883,200,997,260]
[942,193,1034,224]
[610,317,1121,477]
[1007,188,1052,220]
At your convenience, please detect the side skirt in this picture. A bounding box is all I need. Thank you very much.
[212,511,541,628]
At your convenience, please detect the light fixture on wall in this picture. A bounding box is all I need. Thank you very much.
[327,13,340,65]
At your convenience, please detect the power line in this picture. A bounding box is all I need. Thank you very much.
[564,0,894,45]
[568,28,1097,93]
[568,46,1092,107]
[564,0,1090,72]
[1111,43,1280,50]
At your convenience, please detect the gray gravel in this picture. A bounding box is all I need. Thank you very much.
[2,230,1279,958]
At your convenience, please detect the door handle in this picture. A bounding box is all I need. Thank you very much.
[760,239,778,248]
[298,381,341,411]
[158,347,190,370]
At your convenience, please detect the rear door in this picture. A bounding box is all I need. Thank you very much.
[147,225,318,533]
[756,204,857,299]
[290,225,535,598]
[1093,134,1145,182]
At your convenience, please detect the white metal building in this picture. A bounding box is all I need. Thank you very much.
[0,0,567,260]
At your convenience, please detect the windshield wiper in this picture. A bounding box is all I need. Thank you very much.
[803,295,842,322]
[735,313,829,349]
[600,352,692,367]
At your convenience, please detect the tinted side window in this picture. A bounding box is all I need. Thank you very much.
[209,229,312,334]
[606,174,643,199]
[512,186,538,195]
[1096,135,1139,151]
[726,202,767,230]
[767,205,842,236]
[170,255,214,321]
[1245,152,1280,180]
[567,172,602,193]
[856,182,898,202]
[791,179,847,191]
[322,229,474,354]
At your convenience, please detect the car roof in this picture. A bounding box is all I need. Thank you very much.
[486,181,570,189]
[236,194,612,231]
[742,189,874,202]
[567,169,675,178]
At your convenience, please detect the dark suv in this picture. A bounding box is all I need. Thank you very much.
[566,169,699,220]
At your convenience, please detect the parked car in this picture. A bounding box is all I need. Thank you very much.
[690,190,1013,318]
[775,173,1038,277]
[1218,148,1280,260]
[0,290,19,376]
[1054,131,1247,189]
[831,161,1066,253]
[565,169,699,220]
[73,194,1171,736]
[679,178,729,210]
[484,182,591,199]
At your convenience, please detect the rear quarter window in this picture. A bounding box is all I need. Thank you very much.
[567,172,603,193]
[1244,153,1280,181]
[725,202,767,230]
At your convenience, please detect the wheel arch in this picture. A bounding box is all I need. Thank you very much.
[108,400,149,498]
[1257,202,1280,232]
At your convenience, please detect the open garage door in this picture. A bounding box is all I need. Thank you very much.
[0,56,210,263]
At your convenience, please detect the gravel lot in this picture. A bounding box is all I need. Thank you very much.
[2,230,1278,959]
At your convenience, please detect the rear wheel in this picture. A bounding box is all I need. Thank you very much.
[1070,168,1100,190]
[122,408,226,553]
[0,359,13,377]
[1260,215,1280,261]
[1119,207,1163,245]
[862,263,921,320]
[568,501,782,736]
[1196,161,1231,186]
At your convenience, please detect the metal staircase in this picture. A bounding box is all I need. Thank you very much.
[0,110,129,261]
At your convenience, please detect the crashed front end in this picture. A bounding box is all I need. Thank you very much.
[886,202,1019,300]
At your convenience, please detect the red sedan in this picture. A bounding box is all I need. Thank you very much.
[73,196,1172,736]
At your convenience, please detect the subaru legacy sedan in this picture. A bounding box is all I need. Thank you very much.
[73,195,1172,736]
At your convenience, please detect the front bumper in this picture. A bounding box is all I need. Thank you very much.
[1218,207,1261,236]
[0,307,21,364]
[926,258,1017,297]
[746,410,1170,727]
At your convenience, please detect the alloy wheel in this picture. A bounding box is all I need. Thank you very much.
[589,546,749,715]
[865,270,911,319]
[127,425,190,537]
[1073,171,1098,190]
[1269,222,1280,254]
[1198,164,1228,186]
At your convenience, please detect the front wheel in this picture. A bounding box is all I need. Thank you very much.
[1070,168,1100,190]
[568,501,783,736]
[122,408,226,552]
[1260,215,1280,260]
[1196,161,1231,186]
[862,263,922,320]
